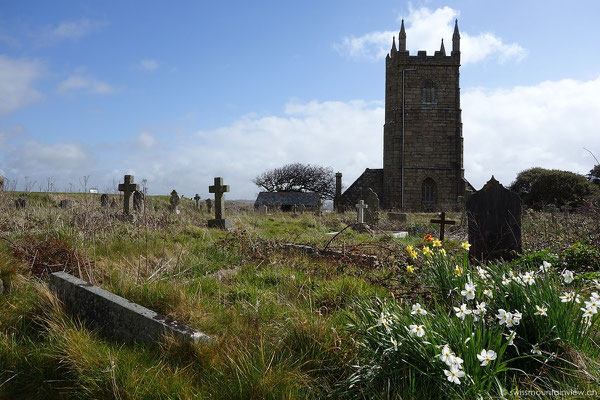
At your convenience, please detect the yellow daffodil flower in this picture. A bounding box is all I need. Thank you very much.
[461,242,471,250]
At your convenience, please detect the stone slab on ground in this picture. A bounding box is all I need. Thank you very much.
[49,271,210,344]
[391,231,408,238]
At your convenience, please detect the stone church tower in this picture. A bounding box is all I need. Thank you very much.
[338,20,469,211]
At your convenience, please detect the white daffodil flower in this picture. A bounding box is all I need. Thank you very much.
[582,307,597,319]
[439,345,453,365]
[585,299,599,310]
[477,349,497,366]
[448,354,464,369]
[461,282,476,300]
[539,261,552,272]
[473,302,487,321]
[411,303,427,316]
[560,292,575,302]
[562,270,574,284]
[531,344,542,355]
[535,305,548,316]
[454,304,472,320]
[521,271,535,286]
[444,364,465,384]
[476,266,489,280]
[496,309,511,326]
[510,310,522,326]
[591,292,600,301]
[506,330,516,346]
[502,274,511,285]
[408,324,425,337]
[483,289,493,298]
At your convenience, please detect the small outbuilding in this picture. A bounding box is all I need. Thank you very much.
[254,192,321,212]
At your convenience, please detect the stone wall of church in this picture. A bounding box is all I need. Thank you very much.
[337,168,383,210]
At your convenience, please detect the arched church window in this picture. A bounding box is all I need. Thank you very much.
[421,80,437,104]
[422,178,437,204]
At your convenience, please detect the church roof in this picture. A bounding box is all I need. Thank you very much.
[254,192,320,207]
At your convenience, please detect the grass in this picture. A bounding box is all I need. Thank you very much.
[0,190,599,399]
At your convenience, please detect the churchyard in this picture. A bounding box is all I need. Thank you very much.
[0,180,599,399]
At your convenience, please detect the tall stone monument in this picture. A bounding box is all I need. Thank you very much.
[365,188,380,225]
[169,190,180,213]
[356,200,368,224]
[194,194,202,210]
[466,176,522,261]
[133,190,145,212]
[334,172,343,213]
[208,177,232,229]
[118,175,139,217]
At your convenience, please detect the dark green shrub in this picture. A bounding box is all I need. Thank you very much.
[510,167,598,209]
[560,242,600,271]
[512,249,560,270]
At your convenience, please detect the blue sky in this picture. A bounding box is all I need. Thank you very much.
[1,1,599,199]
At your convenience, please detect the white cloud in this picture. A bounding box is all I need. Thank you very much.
[40,18,104,45]
[463,77,600,189]
[133,131,157,148]
[58,74,115,94]
[336,6,526,65]
[0,55,43,116]
[139,59,159,71]
[5,140,92,173]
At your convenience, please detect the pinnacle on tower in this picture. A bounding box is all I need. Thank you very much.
[391,36,397,53]
[452,19,460,53]
[398,19,406,51]
[440,38,446,55]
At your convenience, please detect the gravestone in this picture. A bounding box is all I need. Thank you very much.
[100,194,109,208]
[466,176,522,261]
[14,198,29,209]
[205,198,213,213]
[356,199,368,224]
[430,211,456,240]
[365,188,380,225]
[169,190,180,213]
[388,212,408,222]
[335,172,343,213]
[49,272,210,344]
[259,205,268,214]
[110,198,118,208]
[58,199,74,209]
[194,194,201,210]
[133,190,145,212]
[208,177,232,229]
[292,204,298,214]
[117,175,139,216]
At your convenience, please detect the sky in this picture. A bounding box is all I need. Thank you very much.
[1,1,599,199]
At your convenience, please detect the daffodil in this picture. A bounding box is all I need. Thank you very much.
[444,365,465,384]
[454,265,462,276]
[377,312,394,332]
[476,266,489,280]
[535,305,548,316]
[477,349,497,366]
[521,271,536,286]
[460,242,471,250]
[439,345,453,365]
[422,246,433,257]
[585,298,599,310]
[461,282,476,300]
[439,248,447,256]
[473,301,487,316]
[582,307,597,318]
[483,289,493,298]
[560,292,575,302]
[508,310,522,327]
[410,250,418,260]
[411,303,427,315]
[408,324,425,337]
[496,309,511,326]
[591,292,600,301]
[390,336,400,351]
[501,274,511,285]
[406,245,414,253]
[531,344,542,355]
[454,304,472,320]
[562,269,574,284]
[406,265,415,273]
[539,261,552,272]
[433,239,442,247]
[505,330,516,345]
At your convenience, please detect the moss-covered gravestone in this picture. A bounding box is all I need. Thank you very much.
[466,176,521,261]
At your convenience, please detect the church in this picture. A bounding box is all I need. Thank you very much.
[337,20,471,211]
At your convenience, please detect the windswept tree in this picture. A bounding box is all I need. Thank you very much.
[253,163,336,199]
[587,164,600,186]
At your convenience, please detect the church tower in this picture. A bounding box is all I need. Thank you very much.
[382,19,467,210]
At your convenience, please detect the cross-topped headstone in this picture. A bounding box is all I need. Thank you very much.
[169,190,180,213]
[194,194,201,209]
[117,175,139,215]
[208,177,232,229]
[430,211,455,240]
[356,200,368,224]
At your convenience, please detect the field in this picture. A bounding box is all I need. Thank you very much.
[1,192,599,399]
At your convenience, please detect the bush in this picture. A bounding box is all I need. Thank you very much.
[561,242,600,272]
[510,168,599,209]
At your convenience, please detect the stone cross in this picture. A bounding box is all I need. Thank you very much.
[208,177,231,229]
[194,194,201,209]
[430,211,455,240]
[356,200,368,224]
[117,175,139,215]
[466,176,522,261]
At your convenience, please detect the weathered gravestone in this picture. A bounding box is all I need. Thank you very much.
[100,194,109,208]
[110,198,118,209]
[14,198,29,209]
[356,199,368,224]
[117,175,139,216]
[169,190,180,213]
[194,194,202,210]
[205,198,213,213]
[466,176,522,261]
[49,272,210,344]
[208,177,232,229]
[58,199,74,209]
[133,190,145,212]
[335,172,343,213]
[365,188,380,225]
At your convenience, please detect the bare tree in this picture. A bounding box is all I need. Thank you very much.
[253,163,336,199]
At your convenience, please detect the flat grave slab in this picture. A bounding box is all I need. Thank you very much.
[391,231,408,238]
[49,272,210,344]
